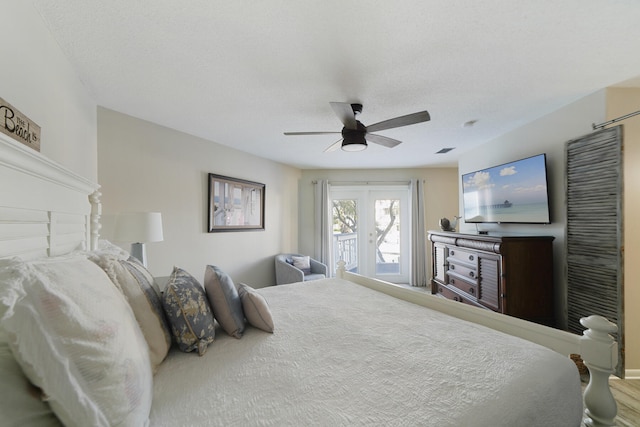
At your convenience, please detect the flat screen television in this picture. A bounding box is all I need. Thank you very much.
[462,153,551,224]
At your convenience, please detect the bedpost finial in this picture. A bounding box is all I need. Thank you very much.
[89,190,102,251]
[580,315,618,352]
[337,260,346,278]
[580,315,617,337]
[580,315,618,427]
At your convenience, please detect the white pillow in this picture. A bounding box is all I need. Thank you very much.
[90,256,171,373]
[74,239,130,264]
[237,283,274,333]
[0,341,62,426]
[0,256,152,427]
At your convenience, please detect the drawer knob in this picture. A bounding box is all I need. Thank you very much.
[450,250,455,256]
[450,264,455,270]
[469,255,474,261]
[469,287,475,295]
[468,271,475,278]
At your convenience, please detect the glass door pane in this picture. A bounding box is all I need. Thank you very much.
[330,186,410,283]
[332,199,359,274]
[370,189,409,283]
[374,199,401,275]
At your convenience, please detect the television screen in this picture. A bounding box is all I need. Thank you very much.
[462,154,551,224]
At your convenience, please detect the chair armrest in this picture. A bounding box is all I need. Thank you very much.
[275,259,304,285]
[310,259,328,276]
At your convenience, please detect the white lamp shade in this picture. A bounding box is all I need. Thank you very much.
[114,212,164,243]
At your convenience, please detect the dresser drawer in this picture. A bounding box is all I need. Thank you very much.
[447,262,477,283]
[447,248,477,265]
[434,283,481,308]
[448,275,477,298]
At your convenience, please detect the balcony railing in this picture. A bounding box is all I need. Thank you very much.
[334,232,401,276]
[334,233,358,272]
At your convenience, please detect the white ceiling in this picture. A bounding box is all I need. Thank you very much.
[33,1,640,169]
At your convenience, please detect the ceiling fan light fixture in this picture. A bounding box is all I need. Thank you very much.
[341,131,367,151]
[341,140,368,151]
[341,124,368,151]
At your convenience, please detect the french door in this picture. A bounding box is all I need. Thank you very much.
[330,186,410,283]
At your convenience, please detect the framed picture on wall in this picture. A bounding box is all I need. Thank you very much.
[207,173,265,232]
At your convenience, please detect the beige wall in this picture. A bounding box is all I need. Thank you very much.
[458,89,640,374]
[606,87,640,374]
[97,108,301,287]
[1,2,97,181]
[457,90,607,331]
[297,167,459,274]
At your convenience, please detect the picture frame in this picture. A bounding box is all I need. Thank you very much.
[207,173,265,232]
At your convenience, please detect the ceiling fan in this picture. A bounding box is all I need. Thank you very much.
[284,102,431,152]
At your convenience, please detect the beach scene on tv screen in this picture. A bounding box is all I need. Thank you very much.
[463,155,550,223]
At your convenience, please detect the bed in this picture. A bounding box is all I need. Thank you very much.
[0,133,619,426]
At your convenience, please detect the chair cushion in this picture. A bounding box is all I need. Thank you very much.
[291,255,311,275]
[303,273,326,282]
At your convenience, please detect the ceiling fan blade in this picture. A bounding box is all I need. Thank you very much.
[324,139,343,153]
[365,133,402,148]
[330,102,357,130]
[284,131,340,136]
[366,110,431,133]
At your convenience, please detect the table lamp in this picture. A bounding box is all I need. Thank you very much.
[114,212,164,267]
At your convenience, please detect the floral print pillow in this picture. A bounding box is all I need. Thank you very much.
[162,267,215,356]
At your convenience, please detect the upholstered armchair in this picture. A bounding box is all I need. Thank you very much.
[275,254,328,285]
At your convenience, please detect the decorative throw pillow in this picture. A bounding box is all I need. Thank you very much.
[0,256,153,427]
[91,256,171,373]
[237,283,274,333]
[162,267,215,355]
[204,265,245,338]
[292,255,311,275]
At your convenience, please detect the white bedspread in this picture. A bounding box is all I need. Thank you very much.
[150,278,582,426]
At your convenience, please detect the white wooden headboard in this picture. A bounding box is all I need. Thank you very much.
[0,133,101,259]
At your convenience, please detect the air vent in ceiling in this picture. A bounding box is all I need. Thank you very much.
[436,148,455,154]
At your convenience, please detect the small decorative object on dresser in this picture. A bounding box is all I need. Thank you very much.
[429,230,555,326]
[439,215,460,232]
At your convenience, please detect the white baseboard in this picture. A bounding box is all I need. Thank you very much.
[623,369,640,379]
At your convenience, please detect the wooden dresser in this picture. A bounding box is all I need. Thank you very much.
[428,231,555,326]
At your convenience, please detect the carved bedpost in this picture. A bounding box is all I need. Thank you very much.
[580,315,618,427]
[89,190,102,251]
[336,260,346,279]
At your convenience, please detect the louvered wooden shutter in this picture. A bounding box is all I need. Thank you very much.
[478,255,500,311]
[433,244,447,283]
[566,125,624,377]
